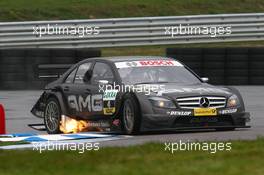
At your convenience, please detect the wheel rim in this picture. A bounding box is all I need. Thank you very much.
[45,101,60,132]
[123,101,134,132]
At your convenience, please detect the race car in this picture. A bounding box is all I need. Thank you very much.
[31,56,250,134]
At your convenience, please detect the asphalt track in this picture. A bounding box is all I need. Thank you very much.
[0,86,263,146]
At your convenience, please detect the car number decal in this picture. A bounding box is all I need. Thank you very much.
[103,90,118,115]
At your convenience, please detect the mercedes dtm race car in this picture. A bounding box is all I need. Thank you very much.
[31,56,250,134]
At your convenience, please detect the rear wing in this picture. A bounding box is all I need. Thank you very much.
[32,64,73,118]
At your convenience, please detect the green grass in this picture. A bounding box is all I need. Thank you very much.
[101,41,264,56]
[0,136,29,146]
[0,141,29,146]
[0,139,264,175]
[1,0,264,21]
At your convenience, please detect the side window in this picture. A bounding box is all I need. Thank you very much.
[91,62,114,84]
[65,68,77,84]
[74,62,92,84]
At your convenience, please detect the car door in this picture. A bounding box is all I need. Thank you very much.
[90,61,117,117]
[62,62,95,118]
[61,66,78,116]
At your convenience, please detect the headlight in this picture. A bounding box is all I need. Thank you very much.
[227,94,240,107]
[148,97,176,108]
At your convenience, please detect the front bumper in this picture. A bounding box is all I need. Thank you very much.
[141,111,250,131]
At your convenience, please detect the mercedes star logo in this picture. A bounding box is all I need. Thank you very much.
[199,97,210,108]
[126,62,137,67]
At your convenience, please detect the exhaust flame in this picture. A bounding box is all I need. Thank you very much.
[60,115,103,134]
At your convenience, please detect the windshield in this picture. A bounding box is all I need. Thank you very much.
[118,66,201,85]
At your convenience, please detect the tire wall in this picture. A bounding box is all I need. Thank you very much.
[166,47,264,85]
[0,49,101,90]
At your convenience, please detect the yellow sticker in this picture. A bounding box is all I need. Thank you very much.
[194,108,217,116]
[103,108,115,115]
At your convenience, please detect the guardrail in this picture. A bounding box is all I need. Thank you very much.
[1,13,264,48]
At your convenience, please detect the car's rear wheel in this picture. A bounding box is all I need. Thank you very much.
[122,95,141,135]
[44,98,62,134]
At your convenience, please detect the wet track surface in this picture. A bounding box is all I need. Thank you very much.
[0,86,263,146]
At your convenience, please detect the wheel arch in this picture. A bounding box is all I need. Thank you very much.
[119,92,142,134]
[46,91,68,115]
[116,92,142,119]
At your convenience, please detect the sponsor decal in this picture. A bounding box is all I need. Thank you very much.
[103,108,115,115]
[194,108,217,116]
[168,111,192,116]
[103,90,117,115]
[68,94,103,112]
[219,108,237,115]
[190,117,218,123]
[103,90,118,101]
[139,60,177,66]
[103,100,116,115]
[112,119,120,126]
[115,60,183,68]
[86,121,111,128]
[157,87,231,96]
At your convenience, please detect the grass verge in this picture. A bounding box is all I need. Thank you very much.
[101,41,264,56]
[0,138,264,175]
[1,0,264,21]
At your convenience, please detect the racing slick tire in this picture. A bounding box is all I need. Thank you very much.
[44,97,62,134]
[121,94,141,135]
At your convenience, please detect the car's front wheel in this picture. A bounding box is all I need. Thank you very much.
[44,97,62,134]
[122,95,141,135]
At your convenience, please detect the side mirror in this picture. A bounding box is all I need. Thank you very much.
[98,80,109,85]
[201,77,209,83]
[83,70,93,83]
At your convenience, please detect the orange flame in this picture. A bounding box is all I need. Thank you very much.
[60,115,103,134]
